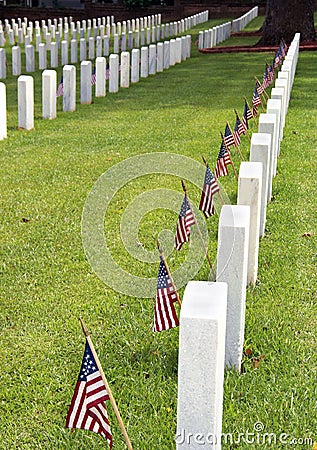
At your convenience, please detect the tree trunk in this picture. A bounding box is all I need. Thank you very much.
[257,0,316,46]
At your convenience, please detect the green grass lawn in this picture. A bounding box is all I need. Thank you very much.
[0,16,316,450]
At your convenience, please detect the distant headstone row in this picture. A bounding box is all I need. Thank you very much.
[0,34,192,132]
[176,32,300,450]
[198,6,259,50]
[0,11,208,77]
[231,6,259,33]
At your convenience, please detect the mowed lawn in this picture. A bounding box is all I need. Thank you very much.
[0,16,316,449]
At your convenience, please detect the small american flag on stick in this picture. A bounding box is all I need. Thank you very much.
[215,139,231,178]
[174,195,195,250]
[153,256,179,332]
[199,163,219,218]
[223,123,235,148]
[65,340,113,448]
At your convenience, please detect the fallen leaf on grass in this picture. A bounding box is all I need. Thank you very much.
[302,231,313,237]
[252,355,265,369]
[245,348,252,356]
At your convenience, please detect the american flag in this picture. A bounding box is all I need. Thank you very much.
[280,39,287,58]
[262,68,269,89]
[91,67,96,85]
[215,139,231,178]
[199,165,219,218]
[233,115,242,145]
[153,257,179,332]
[174,195,195,250]
[252,86,261,116]
[256,79,264,95]
[268,64,274,84]
[242,100,252,130]
[56,77,63,97]
[223,123,235,148]
[65,340,113,448]
[235,111,245,135]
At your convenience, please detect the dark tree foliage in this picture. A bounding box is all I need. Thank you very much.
[258,0,316,45]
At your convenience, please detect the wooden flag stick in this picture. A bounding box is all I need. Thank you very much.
[227,121,244,161]
[202,155,225,205]
[220,131,239,182]
[234,109,251,143]
[181,180,216,279]
[79,319,134,450]
[157,240,182,308]
[244,96,258,126]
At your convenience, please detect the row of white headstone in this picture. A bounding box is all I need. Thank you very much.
[0,11,208,49]
[231,6,259,33]
[198,21,231,50]
[0,35,192,135]
[0,11,208,78]
[176,32,300,450]
[198,6,259,50]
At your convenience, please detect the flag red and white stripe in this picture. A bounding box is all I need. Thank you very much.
[153,257,179,332]
[174,195,195,250]
[199,165,219,218]
[66,341,113,448]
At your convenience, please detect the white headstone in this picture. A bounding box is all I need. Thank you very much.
[121,32,127,52]
[149,44,156,75]
[175,38,182,63]
[131,49,140,83]
[216,205,250,371]
[258,113,277,179]
[96,36,102,58]
[237,162,263,285]
[270,87,285,139]
[140,46,149,78]
[80,60,92,104]
[113,34,119,53]
[103,36,109,56]
[25,44,34,72]
[120,51,130,88]
[49,42,58,67]
[70,39,77,63]
[12,46,21,75]
[18,75,34,130]
[266,98,282,157]
[0,82,7,139]
[170,39,176,66]
[61,40,68,65]
[95,56,106,97]
[109,54,119,93]
[156,42,163,72]
[38,43,47,70]
[163,41,170,69]
[176,281,227,450]
[88,36,95,59]
[80,38,86,61]
[0,48,7,79]
[42,69,56,119]
[250,133,271,236]
[63,64,76,112]
[275,78,288,128]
